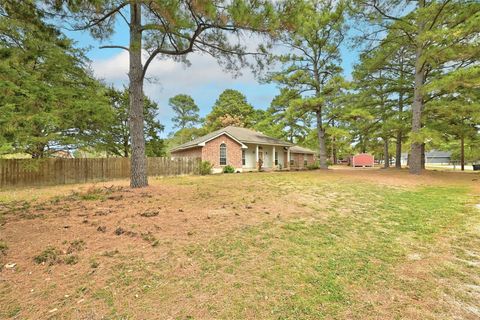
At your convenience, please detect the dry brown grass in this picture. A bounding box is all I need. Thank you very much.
[0,168,479,319]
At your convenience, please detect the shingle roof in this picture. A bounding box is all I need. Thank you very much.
[289,146,317,154]
[170,126,294,152]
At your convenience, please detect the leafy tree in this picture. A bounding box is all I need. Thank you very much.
[205,89,257,131]
[169,94,201,130]
[48,0,279,187]
[0,1,111,158]
[267,0,348,169]
[354,0,480,174]
[102,88,166,158]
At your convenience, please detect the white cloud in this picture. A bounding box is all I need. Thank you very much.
[91,50,257,90]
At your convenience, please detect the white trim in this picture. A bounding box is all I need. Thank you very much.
[287,148,291,169]
[272,146,276,167]
[239,141,293,147]
[197,131,248,149]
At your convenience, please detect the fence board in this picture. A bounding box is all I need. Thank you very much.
[0,157,201,188]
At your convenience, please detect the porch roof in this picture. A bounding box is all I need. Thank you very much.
[289,146,317,154]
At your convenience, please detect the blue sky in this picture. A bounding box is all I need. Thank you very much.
[65,21,359,137]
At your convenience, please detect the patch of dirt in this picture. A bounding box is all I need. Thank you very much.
[0,174,320,318]
[0,170,478,318]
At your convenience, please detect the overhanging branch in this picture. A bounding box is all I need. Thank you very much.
[100,45,129,51]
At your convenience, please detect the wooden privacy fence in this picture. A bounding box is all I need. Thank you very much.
[0,157,201,188]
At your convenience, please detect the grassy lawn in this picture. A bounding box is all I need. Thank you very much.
[1,169,479,319]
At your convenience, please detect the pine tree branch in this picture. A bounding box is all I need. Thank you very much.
[71,2,128,31]
[99,45,129,51]
[141,23,207,80]
[370,0,408,23]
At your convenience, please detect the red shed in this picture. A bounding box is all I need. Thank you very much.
[351,153,374,167]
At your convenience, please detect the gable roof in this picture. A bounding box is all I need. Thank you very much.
[289,146,317,154]
[170,126,294,152]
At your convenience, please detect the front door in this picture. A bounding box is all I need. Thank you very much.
[258,151,264,168]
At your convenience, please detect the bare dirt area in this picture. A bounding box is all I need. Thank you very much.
[0,169,479,319]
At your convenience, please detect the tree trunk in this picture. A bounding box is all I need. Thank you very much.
[421,143,425,169]
[359,134,367,153]
[383,138,389,168]
[395,93,404,169]
[330,136,334,163]
[316,110,328,169]
[460,136,465,171]
[129,1,148,188]
[123,138,129,158]
[409,0,426,175]
[409,51,425,174]
[395,131,402,168]
[332,136,337,165]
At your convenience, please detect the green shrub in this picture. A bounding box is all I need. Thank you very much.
[199,161,213,175]
[222,165,235,173]
[307,162,320,170]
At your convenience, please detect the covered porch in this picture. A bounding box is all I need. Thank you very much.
[242,143,291,171]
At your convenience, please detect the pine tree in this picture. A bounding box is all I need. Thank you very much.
[352,42,414,168]
[169,94,201,130]
[0,0,111,158]
[354,0,480,174]
[427,75,480,170]
[102,87,165,158]
[47,0,279,187]
[267,0,347,169]
[255,88,312,144]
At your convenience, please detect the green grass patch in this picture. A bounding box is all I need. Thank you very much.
[176,185,474,319]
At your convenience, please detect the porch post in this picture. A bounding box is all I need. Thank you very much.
[287,147,291,169]
[256,145,259,169]
[272,146,276,169]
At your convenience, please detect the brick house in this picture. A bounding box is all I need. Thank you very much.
[288,146,317,169]
[170,126,317,173]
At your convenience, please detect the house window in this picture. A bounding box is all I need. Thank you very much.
[242,149,246,166]
[275,151,278,165]
[304,154,308,166]
[219,143,227,165]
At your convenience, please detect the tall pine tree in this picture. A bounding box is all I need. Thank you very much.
[47,0,279,187]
